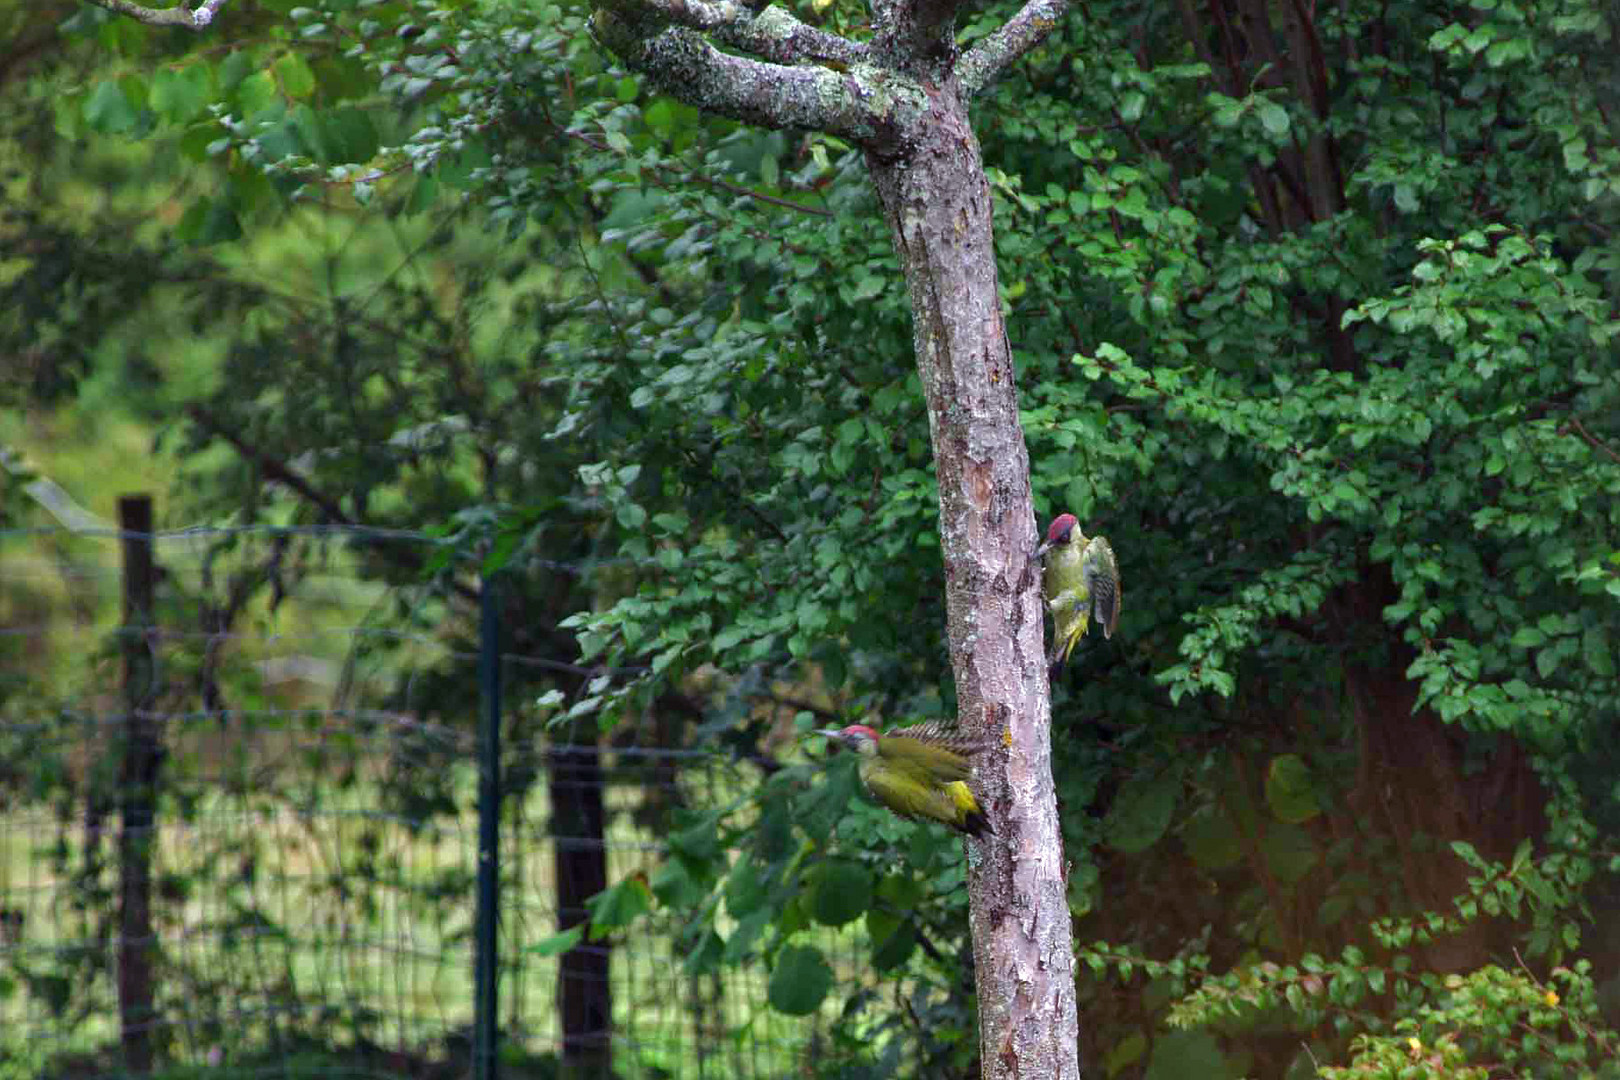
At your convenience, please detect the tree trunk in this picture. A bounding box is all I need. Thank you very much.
[867,82,1080,1080]
[551,740,612,1077]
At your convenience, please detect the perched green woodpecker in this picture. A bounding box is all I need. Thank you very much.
[1035,512,1121,669]
[816,721,995,838]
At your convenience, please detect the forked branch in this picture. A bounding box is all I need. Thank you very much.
[593,14,897,142]
[597,0,868,66]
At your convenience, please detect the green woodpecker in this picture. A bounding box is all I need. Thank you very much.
[816,721,995,838]
[1035,512,1121,669]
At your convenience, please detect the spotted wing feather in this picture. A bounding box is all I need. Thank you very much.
[887,720,996,761]
[1082,536,1121,640]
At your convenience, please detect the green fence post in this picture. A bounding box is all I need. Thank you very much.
[475,570,501,1080]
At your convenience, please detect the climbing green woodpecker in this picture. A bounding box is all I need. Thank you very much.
[816,721,994,838]
[1035,512,1121,669]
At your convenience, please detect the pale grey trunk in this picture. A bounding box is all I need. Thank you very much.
[867,86,1080,1080]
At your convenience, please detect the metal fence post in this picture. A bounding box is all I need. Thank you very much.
[475,570,501,1080]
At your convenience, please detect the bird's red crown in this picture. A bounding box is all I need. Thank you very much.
[1046,513,1079,544]
[839,724,881,741]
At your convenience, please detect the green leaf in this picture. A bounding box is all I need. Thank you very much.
[682,929,724,976]
[1317,895,1353,928]
[870,920,916,971]
[650,859,705,908]
[527,925,585,957]
[1510,626,1546,648]
[1258,102,1290,136]
[83,80,138,134]
[1264,754,1321,824]
[1585,628,1615,677]
[584,875,653,938]
[1145,1030,1226,1080]
[810,860,873,926]
[616,502,647,529]
[670,814,721,862]
[1181,804,1243,870]
[1210,95,1244,127]
[176,196,242,245]
[274,52,317,99]
[768,945,833,1016]
[1261,823,1318,884]
[316,107,380,163]
[723,909,771,963]
[852,272,885,300]
[725,860,766,917]
[235,70,279,116]
[150,64,212,123]
[1105,1031,1148,1077]
[796,755,862,845]
[1106,772,1179,854]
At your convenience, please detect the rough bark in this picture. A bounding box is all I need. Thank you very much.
[597,0,1080,1074]
[867,86,1080,1080]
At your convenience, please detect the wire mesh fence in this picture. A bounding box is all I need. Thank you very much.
[0,512,837,1079]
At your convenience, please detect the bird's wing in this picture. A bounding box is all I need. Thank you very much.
[1083,537,1121,639]
[891,720,996,761]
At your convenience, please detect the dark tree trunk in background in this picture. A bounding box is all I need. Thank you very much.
[551,740,611,1076]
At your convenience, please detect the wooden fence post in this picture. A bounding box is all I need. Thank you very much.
[117,494,161,1075]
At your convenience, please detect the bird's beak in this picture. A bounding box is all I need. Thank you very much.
[813,728,842,739]
[1031,539,1054,560]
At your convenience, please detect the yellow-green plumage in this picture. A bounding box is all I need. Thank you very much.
[817,721,994,837]
[1038,513,1121,669]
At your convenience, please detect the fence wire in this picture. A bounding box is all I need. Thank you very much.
[0,520,843,1079]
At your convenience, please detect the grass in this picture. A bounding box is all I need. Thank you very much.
[0,521,894,1080]
[0,721,868,1080]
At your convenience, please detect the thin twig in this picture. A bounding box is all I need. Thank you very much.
[1566,416,1620,466]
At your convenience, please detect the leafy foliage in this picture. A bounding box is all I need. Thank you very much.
[6,0,1620,1074]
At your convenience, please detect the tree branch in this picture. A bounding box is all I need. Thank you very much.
[185,404,495,609]
[731,5,869,67]
[593,13,903,145]
[956,0,1071,97]
[83,0,229,30]
[1565,416,1620,467]
[187,405,353,526]
[607,0,869,66]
